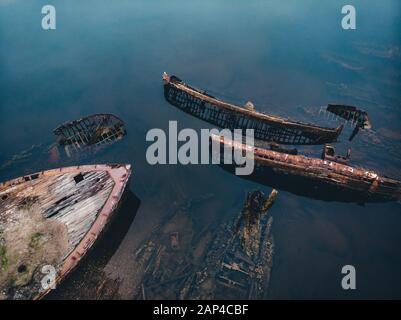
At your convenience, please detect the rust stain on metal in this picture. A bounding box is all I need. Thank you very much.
[211,134,401,202]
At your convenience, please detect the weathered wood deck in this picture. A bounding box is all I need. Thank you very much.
[0,164,131,300]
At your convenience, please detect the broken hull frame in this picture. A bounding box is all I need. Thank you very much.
[163,73,343,145]
[0,164,132,300]
[53,114,127,150]
[211,135,401,203]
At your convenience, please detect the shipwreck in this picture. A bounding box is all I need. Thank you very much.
[0,163,131,300]
[180,189,277,300]
[163,72,343,145]
[211,134,401,203]
[326,104,371,141]
[53,114,126,156]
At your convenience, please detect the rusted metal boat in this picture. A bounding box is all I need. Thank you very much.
[211,134,401,203]
[0,164,131,300]
[163,72,343,145]
[53,114,126,156]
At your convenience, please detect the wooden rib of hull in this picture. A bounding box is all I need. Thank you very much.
[0,164,131,300]
[163,73,343,145]
[53,113,126,150]
[211,134,401,203]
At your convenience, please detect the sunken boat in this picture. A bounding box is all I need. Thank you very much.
[53,114,126,156]
[0,164,131,300]
[180,189,277,300]
[210,134,401,203]
[326,104,371,141]
[163,72,343,145]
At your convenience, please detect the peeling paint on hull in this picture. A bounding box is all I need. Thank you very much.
[211,134,401,203]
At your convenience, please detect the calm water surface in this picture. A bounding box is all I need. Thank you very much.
[1,0,401,299]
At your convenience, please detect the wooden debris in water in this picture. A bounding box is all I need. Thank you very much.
[236,189,278,259]
[53,114,126,156]
[326,104,371,141]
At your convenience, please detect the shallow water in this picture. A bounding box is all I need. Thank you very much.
[1,0,401,299]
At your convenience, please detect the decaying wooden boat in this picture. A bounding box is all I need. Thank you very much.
[326,104,371,141]
[210,134,401,203]
[0,164,131,300]
[327,104,371,130]
[179,189,276,300]
[163,72,343,145]
[53,114,126,156]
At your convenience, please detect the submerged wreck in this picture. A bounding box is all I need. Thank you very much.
[236,190,278,260]
[163,72,343,145]
[53,114,126,156]
[180,189,277,300]
[0,164,131,300]
[132,190,276,300]
[211,134,401,203]
[326,104,371,141]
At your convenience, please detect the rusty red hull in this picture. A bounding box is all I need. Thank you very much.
[211,134,401,203]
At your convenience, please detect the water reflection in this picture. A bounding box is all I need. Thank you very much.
[218,163,398,204]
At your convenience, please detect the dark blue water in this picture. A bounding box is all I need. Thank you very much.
[1,0,401,299]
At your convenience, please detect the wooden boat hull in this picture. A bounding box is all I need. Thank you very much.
[53,114,126,155]
[163,73,343,145]
[0,164,131,300]
[211,134,401,203]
